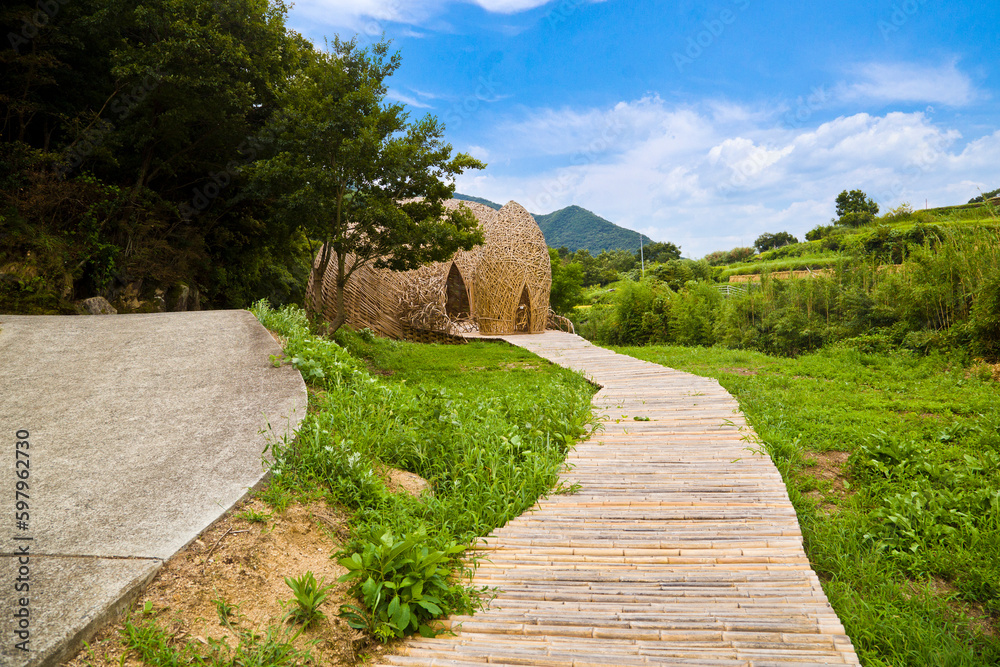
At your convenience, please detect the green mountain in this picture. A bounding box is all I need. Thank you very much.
[533,206,652,254]
[452,193,502,210]
[454,194,652,254]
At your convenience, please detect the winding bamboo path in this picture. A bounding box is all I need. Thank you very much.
[378,332,859,667]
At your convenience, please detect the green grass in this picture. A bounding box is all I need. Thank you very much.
[121,610,313,667]
[250,301,596,637]
[614,343,1000,666]
[721,255,840,278]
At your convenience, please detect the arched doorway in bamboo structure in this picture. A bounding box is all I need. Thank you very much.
[445,262,471,319]
[514,284,531,332]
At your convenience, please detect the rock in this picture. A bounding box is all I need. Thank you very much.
[385,468,433,497]
[77,296,117,315]
[116,283,143,312]
[172,284,190,312]
[152,289,167,312]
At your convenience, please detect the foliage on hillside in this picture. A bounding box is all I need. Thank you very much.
[452,193,502,210]
[0,3,476,316]
[534,205,654,254]
[574,221,1000,360]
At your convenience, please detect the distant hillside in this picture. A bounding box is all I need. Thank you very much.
[453,193,502,210]
[454,194,652,254]
[533,206,653,254]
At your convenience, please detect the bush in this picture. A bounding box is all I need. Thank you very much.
[704,246,755,266]
[970,273,1000,360]
[806,224,836,241]
[881,202,914,222]
[612,280,665,345]
[670,282,720,346]
[838,211,876,228]
[754,231,799,252]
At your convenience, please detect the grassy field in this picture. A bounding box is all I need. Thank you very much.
[614,343,1000,666]
[110,304,596,664]
[717,203,998,280]
[253,302,596,641]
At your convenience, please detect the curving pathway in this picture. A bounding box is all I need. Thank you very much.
[379,331,859,667]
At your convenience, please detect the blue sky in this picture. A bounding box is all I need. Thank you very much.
[286,1,1000,258]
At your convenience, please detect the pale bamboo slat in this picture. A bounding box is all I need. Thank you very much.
[375,332,859,667]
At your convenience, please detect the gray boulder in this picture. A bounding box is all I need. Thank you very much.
[77,296,117,315]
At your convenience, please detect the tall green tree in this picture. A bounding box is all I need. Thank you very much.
[548,248,584,315]
[640,241,681,264]
[754,231,798,253]
[246,38,485,331]
[835,189,879,227]
[1,0,313,310]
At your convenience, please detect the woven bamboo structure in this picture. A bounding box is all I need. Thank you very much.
[473,201,551,334]
[306,200,552,338]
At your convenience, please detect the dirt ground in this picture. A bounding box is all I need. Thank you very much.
[802,450,851,512]
[61,497,394,667]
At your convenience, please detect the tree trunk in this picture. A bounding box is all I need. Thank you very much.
[309,243,333,315]
[329,251,348,333]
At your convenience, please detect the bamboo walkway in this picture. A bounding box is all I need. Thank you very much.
[378,332,859,667]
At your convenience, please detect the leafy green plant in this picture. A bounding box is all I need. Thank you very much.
[338,527,470,641]
[237,507,271,524]
[212,596,238,626]
[283,572,333,628]
[122,615,313,667]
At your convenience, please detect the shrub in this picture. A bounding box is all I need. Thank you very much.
[670,282,720,346]
[754,231,799,252]
[806,224,836,241]
[338,527,470,641]
[970,273,1000,360]
[881,202,914,222]
[838,211,876,228]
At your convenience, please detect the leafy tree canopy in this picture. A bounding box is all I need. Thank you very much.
[640,241,681,264]
[969,187,1000,204]
[835,189,879,227]
[754,231,799,253]
[548,248,584,315]
[245,37,485,331]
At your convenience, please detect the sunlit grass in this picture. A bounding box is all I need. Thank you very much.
[615,343,1000,666]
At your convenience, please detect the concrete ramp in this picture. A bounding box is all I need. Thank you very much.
[0,311,307,667]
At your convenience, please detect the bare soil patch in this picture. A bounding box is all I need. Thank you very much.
[722,367,757,376]
[382,467,433,496]
[902,579,997,638]
[802,450,851,512]
[61,498,387,667]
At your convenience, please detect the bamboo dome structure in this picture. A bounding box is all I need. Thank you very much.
[306,199,552,339]
[473,201,551,335]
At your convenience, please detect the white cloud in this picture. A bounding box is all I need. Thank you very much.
[470,0,554,12]
[456,100,1000,258]
[387,89,433,108]
[290,0,578,30]
[838,61,977,106]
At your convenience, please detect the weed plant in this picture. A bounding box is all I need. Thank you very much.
[615,343,1000,666]
[251,300,595,638]
[122,612,313,666]
[283,572,333,628]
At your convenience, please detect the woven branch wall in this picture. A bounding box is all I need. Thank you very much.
[473,201,551,334]
[306,199,551,338]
